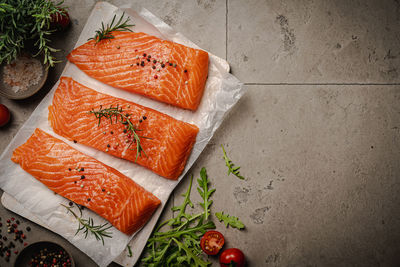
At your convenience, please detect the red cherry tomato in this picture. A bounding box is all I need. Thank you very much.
[200,230,225,255]
[50,9,70,30]
[219,248,245,267]
[0,104,10,127]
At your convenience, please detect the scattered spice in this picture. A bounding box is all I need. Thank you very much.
[80,167,84,172]
[143,53,146,57]
[116,45,120,49]
[73,140,77,143]
[173,63,177,67]
[152,65,156,69]
[87,198,91,202]
[154,75,158,79]
[69,202,73,207]
[102,188,105,192]
[68,168,71,171]
[89,105,150,161]
[110,131,113,134]
[80,184,84,188]
[81,175,85,179]
[184,69,187,73]
[143,116,147,120]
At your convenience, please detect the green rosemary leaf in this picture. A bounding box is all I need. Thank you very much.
[61,204,113,245]
[89,105,150,162]
[88,12,134,44]
[0,0,66,66]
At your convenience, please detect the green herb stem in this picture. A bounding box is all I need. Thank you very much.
[142,169,217,266]
[61,204,112,245]
[0,0,66,66]
[88,12,134,44]
[89,105,150,162]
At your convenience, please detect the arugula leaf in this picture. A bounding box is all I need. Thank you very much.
[197,167,216,220]
[221,144,245,180]
[169,175,194,226]
[142,169,216,266]
[172,238,210,267]
[215,211,245,229]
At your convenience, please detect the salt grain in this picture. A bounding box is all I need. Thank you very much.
[3,55,43,93]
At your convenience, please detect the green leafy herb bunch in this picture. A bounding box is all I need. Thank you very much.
[0,0,67,66]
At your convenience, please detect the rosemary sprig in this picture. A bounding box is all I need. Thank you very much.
[89,105,149,162]
[88,12,134,44]
[61,204,112,245]
[0,0,66,66]
[221,144,245,180]
[127,244,133,257]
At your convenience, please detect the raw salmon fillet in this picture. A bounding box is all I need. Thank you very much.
[67,31,209,111]
[49,77,199,180]
[11,128,161,236]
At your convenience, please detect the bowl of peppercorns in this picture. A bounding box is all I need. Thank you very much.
[14,241,74,267]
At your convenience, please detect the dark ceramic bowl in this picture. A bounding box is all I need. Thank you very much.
[14,241,75,267]
[0,53,48,100]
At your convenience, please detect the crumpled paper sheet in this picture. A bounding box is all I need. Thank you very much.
[0,2,245,266]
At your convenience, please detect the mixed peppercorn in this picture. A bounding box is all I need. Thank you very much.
[0,216,30,263]
[29,247,72,267]
[128,49,189,82]
[68,165,111,199]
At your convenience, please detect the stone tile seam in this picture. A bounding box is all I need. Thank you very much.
[225,0,228,61]
[244,83,400,86]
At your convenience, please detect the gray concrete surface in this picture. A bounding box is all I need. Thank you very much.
[1,0,400,266]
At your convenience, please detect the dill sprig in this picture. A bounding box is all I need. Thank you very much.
[88,12,134,44]
[89,105,150,162]
[221,144,245,180]
[61,204,112,245]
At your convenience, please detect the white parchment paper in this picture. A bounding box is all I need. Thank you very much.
[0,2,244,266]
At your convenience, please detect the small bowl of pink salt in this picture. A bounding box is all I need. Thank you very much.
[0,53,48,99]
